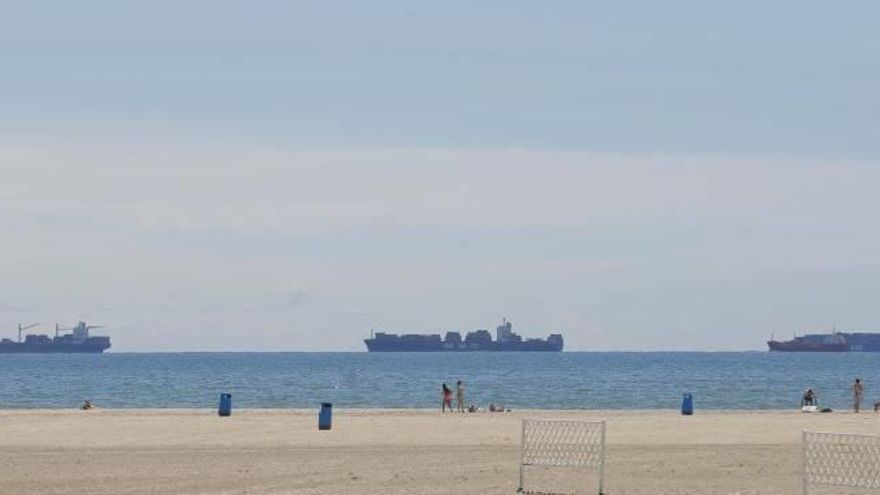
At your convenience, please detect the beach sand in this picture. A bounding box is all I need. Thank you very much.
[1,408,877,494]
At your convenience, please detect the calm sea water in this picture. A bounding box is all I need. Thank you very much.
[0,352,876,410]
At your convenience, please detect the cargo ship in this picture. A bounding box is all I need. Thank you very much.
[767,328,880,352]
[364,319,563,352]
[0,321,111,353]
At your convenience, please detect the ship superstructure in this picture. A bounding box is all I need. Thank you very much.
[0,321,111,353]
[364,319,563,352]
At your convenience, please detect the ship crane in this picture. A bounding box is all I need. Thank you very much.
[17,323,38,343]
[54,323,71,338]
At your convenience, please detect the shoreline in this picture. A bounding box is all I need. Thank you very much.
[0,406,863,414]
[0,406,858,412]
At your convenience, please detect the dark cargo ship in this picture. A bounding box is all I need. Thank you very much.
[0,321,111,353]
[768,329,880,352]
[364,319,563,352]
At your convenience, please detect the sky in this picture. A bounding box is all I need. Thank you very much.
[1,1,879,351]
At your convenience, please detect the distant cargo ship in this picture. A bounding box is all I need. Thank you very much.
[767,329,880,352]
[364,319,563,352]
[0,321,111,353]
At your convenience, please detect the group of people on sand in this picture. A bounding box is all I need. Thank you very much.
[441,381,466,412]
[801,378,872,412]
[440,381,509,413]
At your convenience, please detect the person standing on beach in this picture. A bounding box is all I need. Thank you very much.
[442,383,453,412]
[852,378,865,413]
[456,381,465,413]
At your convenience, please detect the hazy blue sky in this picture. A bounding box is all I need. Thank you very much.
[2,1,879,350]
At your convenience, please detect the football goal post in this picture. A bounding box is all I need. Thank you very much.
[518,419,606,494]
[803,430,880,494]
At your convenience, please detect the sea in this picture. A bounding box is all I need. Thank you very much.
[0,352,876,410]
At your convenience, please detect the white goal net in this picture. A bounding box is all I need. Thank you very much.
[518,419,605,494]
[803,430,880,494]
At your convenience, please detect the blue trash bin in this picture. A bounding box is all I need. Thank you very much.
[681,393,693,415]
[219,393,232,417]
[319,402,332,430]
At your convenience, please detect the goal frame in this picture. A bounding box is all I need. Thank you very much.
[803,429,880,495]
[518,418,606,495]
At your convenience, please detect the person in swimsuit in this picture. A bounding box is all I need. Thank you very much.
[853,378,865,413]
[456,381,465,413]
[442,383,453,412]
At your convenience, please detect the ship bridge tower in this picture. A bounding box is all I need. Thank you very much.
[54,321,104,342]
[496,318,513,343]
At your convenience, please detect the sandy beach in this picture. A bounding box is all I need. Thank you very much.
[1,408,877,494]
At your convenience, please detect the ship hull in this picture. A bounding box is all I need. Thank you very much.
[0,341,111,353]
[767,341,847,352]
[0,345,110,354]
[0,349,107,353]
[364,340,563,352]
